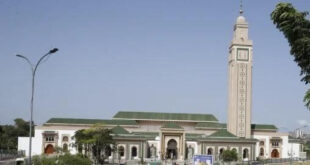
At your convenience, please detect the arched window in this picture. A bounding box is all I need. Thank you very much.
[207,148,213,155]
[272,141,279,147]
[118,146,125,157]
[131,146,137,158]
[260,148,264,157]
[45,136,54,142]
[219,148,224,160]
[62,136,69,142]
[219,148,224,155]
[63,143,68,152]
[243,148,249,159]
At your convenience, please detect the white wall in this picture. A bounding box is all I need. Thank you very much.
[253,134,270,158]
[18,137,30,156]
[281,136,289,158]
[18,127,78,156]
[287,142,301,158]
[253,133,302,159]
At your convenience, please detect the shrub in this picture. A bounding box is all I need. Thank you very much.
[32,153,91,165]
[58,153,92,165]
[32,155,57,165]
[222,150,238,162]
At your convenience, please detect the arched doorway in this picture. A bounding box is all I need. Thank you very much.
[207,148,213,155]
[166,139,177,159]
[131,146,137,158]
[44,144,54,154]
[271,149,280,158]
[243,148,249,159]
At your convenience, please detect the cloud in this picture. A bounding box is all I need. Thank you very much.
[297,120,310,126]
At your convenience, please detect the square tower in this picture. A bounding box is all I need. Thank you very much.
[227,14,253,138]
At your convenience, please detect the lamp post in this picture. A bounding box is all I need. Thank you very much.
[16,48,58,165]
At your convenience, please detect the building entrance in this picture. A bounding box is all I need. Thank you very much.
[166,139,177,159]
[44,144,54,154]
[271,149,280,158]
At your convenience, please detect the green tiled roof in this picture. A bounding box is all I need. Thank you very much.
[45,118,138,125]
[251,124,277,130]
[161,122,183,129]
[113,131,158,139]
[196,123,277,131]
[111,126,130,134]
[195,122,226,129]
[209,129,237,138]
[132,132,159,136]
[186,133,205,139]
[113,111,218,122]
[186,133,204,137]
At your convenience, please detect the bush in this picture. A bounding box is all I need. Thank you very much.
[222,150,238,162]
[32,153,92,165]
[58,154,92,165]
[32,155,57,165]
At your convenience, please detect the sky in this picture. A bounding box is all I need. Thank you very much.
[0,0,310,132]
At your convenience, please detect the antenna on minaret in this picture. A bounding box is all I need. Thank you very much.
[239,0,244,15]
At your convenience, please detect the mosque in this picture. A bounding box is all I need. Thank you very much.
[18,7,304,163]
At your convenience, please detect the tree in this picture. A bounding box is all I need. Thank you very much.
[74,126,115,165]
[271,3,310,110]
[0,118,33,150]
[221,150,238,163]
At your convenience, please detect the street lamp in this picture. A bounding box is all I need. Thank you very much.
[16,48,58,165]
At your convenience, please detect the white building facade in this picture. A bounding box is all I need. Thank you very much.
[18,9,304,163]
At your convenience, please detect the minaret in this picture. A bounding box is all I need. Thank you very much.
[227,4,253,138]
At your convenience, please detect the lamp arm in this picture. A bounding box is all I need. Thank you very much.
[34,48,58,75]
[33,52,51,75]
[16,55,34,73]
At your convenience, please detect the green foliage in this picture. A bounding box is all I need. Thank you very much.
[32,155,57,165]
[304,89,310,110]
[304,141,310,157]
[221,150,238,162]
[74,125,115,164]
[32,154,92,165]
[271,3,310,110]
[0,118,33,150]
[58,154,92,165]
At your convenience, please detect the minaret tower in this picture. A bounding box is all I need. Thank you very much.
[227,2,253,138]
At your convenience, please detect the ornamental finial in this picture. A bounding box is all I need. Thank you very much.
[239,0,243,15]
